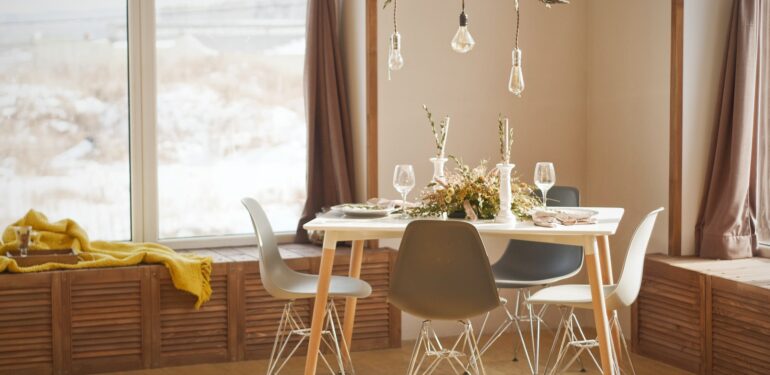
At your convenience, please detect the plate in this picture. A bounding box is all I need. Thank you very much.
[332,204,395,218]
[555,208,599,220]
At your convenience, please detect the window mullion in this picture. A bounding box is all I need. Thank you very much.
[128,0,159,243]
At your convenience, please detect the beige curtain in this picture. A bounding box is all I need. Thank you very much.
[696,0,769,259]
[295,0,355,242]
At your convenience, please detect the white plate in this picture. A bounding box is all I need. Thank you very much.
[555,208,599,220]
[331,204,395,218]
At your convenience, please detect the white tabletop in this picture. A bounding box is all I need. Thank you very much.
[304,207,625,239]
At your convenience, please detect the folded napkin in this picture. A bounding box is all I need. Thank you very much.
[532,209,598,228]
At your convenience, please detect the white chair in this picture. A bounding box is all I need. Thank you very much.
[527,207,664,375]
[242,198,372,374]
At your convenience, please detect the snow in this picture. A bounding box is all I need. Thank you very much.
[0,5,308,241]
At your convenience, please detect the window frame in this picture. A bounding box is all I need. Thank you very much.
[126,0,298,249]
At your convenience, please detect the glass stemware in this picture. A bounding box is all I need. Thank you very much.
[393,165,416,219]
[534,162,556,208]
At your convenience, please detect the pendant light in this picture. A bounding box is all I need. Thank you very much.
[451,0,475,53]
[387,0,404,80]
[508,0,524,96]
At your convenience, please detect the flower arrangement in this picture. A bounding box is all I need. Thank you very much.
[410,157,540,220]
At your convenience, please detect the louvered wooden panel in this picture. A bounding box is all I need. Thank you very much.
[634,258,703,374]
[0,246,400,374]
[0,273,53,375]
[69,268,145,374]
[711,277,770,375]
[330,250,393,350]
[243,258,312,359]
[158,266,230,366]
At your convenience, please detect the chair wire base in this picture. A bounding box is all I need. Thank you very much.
[407,320,486,375]
[475,289,555,375]
[267,299,354,375]
[545,308,636,375]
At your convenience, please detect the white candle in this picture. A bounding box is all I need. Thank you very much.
[504,118,510,163]
[441,116,450,158]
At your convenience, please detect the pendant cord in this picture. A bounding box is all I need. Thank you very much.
[514,0,520,49]
[393,0,398,33]
[462,0,465,11]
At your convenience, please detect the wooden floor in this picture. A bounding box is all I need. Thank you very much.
[107,329,692,375]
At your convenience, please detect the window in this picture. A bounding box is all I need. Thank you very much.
[0,0,308,246]
[0,0,131,240]
[155,0,307,239]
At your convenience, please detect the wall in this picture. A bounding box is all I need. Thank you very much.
[681,0,734,256]
[376,0,588,339]
[585,0,671,332]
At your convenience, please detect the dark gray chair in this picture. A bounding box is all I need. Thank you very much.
[477,186,583,375]
[390,220,499,375]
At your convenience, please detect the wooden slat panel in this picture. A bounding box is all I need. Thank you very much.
[68,268,144,374]
[158,266,230,367]
[0,246,400,374]
[635,258,703,374]
[0,273,53,375]
[711,276,770,375]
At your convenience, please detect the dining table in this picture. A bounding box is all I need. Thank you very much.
[302,207,625,375]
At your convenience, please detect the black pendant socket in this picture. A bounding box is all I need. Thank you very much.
[459,11,468,27]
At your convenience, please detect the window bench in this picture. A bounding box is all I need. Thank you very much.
[633,254,770,375]
[0,245,400,375]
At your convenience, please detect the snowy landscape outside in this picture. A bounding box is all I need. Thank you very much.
[0,0,308,241]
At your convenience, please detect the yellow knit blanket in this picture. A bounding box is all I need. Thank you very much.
[0,210,212,308]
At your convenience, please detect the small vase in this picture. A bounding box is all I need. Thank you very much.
[495,162,517,224]
[430,157,448,188]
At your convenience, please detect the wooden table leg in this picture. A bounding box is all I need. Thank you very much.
[584,236,616,375]
[597,235,623,363]
[304,234,338,375]
[342,240,365,362]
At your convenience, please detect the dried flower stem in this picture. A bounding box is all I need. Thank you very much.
[423,105,449,158]
[498,114,514,163]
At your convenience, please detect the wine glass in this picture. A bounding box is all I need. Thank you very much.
[534,162,556,209]
[393,164,416,218]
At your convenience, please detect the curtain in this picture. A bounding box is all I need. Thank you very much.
[295,0,355,242]
[696,0,769,259]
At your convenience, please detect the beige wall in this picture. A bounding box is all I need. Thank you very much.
[585,0,671,331]
[681,0,733,256]
[376,0,588,338]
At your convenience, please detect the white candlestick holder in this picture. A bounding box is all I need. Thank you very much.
[495,162,517,224]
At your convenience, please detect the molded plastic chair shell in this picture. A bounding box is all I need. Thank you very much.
[527,207,664,311]
[242,198,372,300]
[389,220,500,321]
[492,186,583,288]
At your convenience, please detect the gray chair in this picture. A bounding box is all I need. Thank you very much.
[389,220,500,375]
[242,198,372,374]
[477,186,584,375]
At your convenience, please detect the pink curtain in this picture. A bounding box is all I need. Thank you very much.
[295,0,355,242]
[696,0,769,259]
